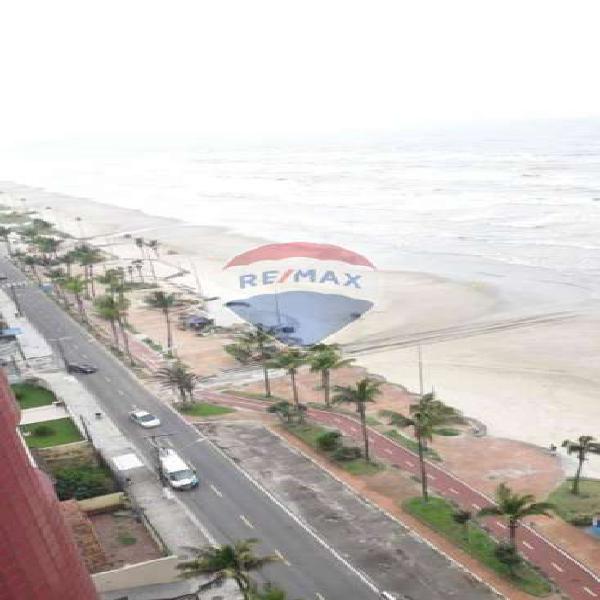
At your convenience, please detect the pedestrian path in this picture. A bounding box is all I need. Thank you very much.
[199,389,600,600]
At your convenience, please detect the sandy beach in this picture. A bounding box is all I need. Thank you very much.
[4,181,600,477]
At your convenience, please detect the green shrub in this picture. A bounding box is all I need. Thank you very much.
[316,431,342,451]
[332,446,362,461]
[54,466,113,500]
[434,427,461,436]
[33,424,55,437]
[224,343,253,364]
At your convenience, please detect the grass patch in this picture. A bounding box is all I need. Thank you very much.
[12,383,56,409]
[20,417,83,448]
[178,402,235,417]
[366,416,383,427]
[385,429,442,462]
[548,479,600,525]
[404,496,552,597]
[286,422,383,477]
[117,531,137,546]
[434,427,461,436]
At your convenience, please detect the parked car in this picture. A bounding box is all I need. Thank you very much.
[129,409,161,429]
[67,363,98,374]
[158,448,198,490]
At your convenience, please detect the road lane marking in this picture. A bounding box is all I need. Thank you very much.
[117,389,125,396]
[427,473,436,480]
[210,484,223,498]
[316,594,325,600]
[448,487,459,494]
[522,541,534,550]
[551,562,564,573]
[334,418,342,424]
[384,448,393,454]
[496,522,506,529]
[584,587,598,597]
[82,353,88,358]
[274,549,291,566]
[472,503,481,510]
[405,460,414,467]
[105,376,111,383]
[240,514,254,529]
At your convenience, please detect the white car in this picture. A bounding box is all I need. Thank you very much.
[129,409,161,428]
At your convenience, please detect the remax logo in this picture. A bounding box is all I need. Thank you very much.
[222,242,376,346]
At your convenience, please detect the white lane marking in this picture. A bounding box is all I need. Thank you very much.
[522,540,534,550]
[427,473,436,480]
[472,503,481,510]
[384,448,393,454]
[334,418,342,424]
[584,587,598,597]
[274,549,291,566]
[496,522,507,529]
[316,594,325,600]
[449,487,459,494]
[349,427,358,433]
[209,484,223,498]
[82,353,88,358]
[105,376,111,383]
[551,562,564,573]
[240,514,254,529]
[405,460,415,467]
[117,389,125,396]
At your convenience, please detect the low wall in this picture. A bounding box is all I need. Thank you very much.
[77,492,125,515]
[34,440,98,469]
[92,555,180,592]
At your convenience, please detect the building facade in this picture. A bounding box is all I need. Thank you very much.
[0,371,98,600]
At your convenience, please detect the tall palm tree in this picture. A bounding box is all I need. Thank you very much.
[562,436,597,495]
[155,360,198,404]
[238,326,278,397]
[268,349,306,407]
[147,239,160,258]
[308,344,354,407]
[94,294,121,349]
[177,538,280,600]
[127,264,134,284]
[65,276,87,321]
[23,255,41,283]
[46,268,68,306]
[144,290,177,350]
[132,259,144,283]
[0,226,12,256]
[405,392,464,500]
[478,483,554,549]
[135,236,145,260]
[332,377,382,462]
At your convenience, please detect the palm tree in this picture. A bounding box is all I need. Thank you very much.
[144,291,177,350]
[267,349,306,408]
[147,239,160,258]
[478,483,554,549]
[135,236,145,259]
[308,344,354,407]
[127,264,134,284]
[132,259,144,282]
[562,436,597,495]
[238,326,278,397]
[177,538,280,600]
[155,360,198,404]
[0,226,12,256]
[65,276,87,321]
[94,294,121,349]
[333,377,382,462]
[23,255,41,283]
[406,392,463,500]
[46,268,68,306]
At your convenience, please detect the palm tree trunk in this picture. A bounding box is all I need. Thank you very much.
[109,319,120,349]
[76,294,86,321]
[84,266,90,299]
[324,369,330,407]
[262,361,271,397]
[573,457,584,495]
[164,308,172,350]
[417,432,429,501]
[148,253,157,283]
[509,519,518,549]
[31,264,41,284]
[359,403,370,462]
[89,264,96,298]
[4,236,12,257]
[117,317,134,365]
[290,369,299,407]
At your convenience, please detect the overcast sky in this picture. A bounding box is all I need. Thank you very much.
[2,0,600,143]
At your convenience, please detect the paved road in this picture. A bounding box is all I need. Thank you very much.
[202,390,600,600]
[1,259,379,600]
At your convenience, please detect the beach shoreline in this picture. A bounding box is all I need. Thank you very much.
[4,180,600,477]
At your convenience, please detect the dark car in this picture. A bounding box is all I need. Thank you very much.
[67,363,98,374]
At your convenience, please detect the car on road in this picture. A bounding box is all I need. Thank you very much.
[159,448,199,490]
[129,409,161,428]
[67,363,98,374]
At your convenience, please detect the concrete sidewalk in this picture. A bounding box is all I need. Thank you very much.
[40,371,208,556]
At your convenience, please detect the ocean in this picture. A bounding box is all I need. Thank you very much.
[3,119,600,305]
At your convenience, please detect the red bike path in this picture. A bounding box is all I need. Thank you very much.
[199,389,600,600]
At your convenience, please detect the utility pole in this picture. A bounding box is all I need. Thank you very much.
[145,433,174,484]
[8,283,21,317]
[49,336,70,370]
[418,344,424,396]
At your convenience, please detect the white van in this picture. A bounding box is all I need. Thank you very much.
[159,448,199,490]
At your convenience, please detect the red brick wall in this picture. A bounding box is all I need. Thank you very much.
[0,372,98,600]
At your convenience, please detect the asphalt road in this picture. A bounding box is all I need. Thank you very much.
[1,258,380,600]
